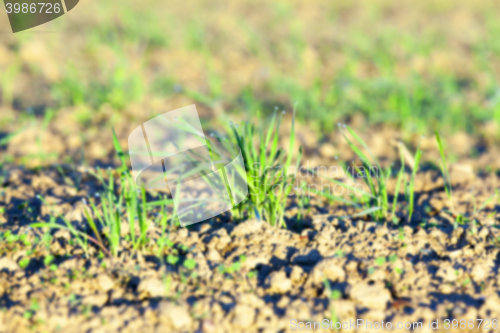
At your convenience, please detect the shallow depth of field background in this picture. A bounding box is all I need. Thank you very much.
[3,2,500,332]
[1,0,500,169]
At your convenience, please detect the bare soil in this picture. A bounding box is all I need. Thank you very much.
[2,128,500,332]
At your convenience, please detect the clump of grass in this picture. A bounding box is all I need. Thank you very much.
[311,126,422,224]
[230,105,302,227]
[33,129,173,257]
[307,125,390,220]
[339,125,388,220]
[82,167,156,256]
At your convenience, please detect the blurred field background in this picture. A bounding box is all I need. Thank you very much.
[1,0,500,167]
[3,2,500,331]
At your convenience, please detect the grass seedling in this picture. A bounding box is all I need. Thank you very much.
[470,189,498,221]
[312,125,386,220]
[230,104,302,227]
[375,256,386,266]
[391,145,406,224]
[32,127,172,257]
[407,142,422,222]
[84,167,123,256]
[183,258,197,270]
[434,133,500,245]
[296,181,309,226]
[167,254,179,265]
[435,131,455,212]
[32,196,98,257]
[19,257,30,269]
[84,165,158,255]
[343,126,387,218]
[312,126,423,223]
[323,278,341,331]
[156,199,172,256]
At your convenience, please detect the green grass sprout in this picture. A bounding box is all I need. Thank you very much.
[230,104,302,227]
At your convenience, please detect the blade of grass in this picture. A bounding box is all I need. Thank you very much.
[435,131,454,212]
[407,145,422,222]
[112,127,127,172]
[391,145,405,224]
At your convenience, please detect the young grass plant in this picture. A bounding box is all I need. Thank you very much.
[435,132,500,246]
[309,125,385,220]
[435,131,462,229]
[407,143,422,223]
[296,180,311,225]
[32,196,98,258]
[84,168,124,256]
[391,146,406,224]
[435,131,455,212]
[230,105,302,227]
[323,278,341,332]
[33,129,174,257]
[311,126,422,223]
[340,126,388,220]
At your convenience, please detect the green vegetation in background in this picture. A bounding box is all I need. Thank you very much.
[2,0,500,137]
